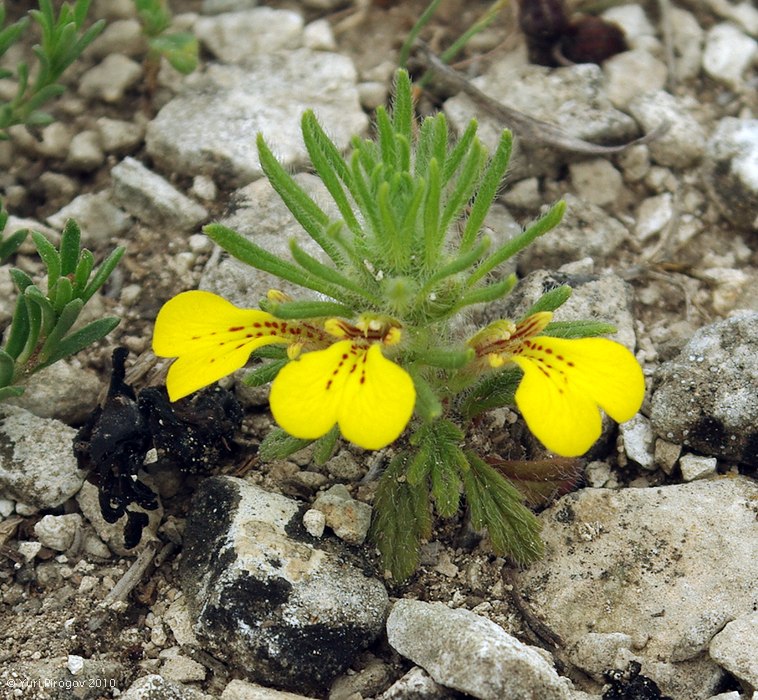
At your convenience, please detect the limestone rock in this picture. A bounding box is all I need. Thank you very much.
[709,611,758,689]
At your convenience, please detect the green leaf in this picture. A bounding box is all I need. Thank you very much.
[0,227,27,262]
[9,268,34,293]
[73,248,94,293]
[543,320,618,339]
[370,452,432,580]
[459,366,522,419]
[149,32,198,75]
[266,299,355,320]
[522,285,572,317]
[413,347,474,370]
[441,119,476,185]
[0,348,15,388]
[24,284,56,336]
[242,358,287,387]
[81,246,124,302]
[313,426,339,466]
[59,218,81,275]
[258,427,313,461]
[32,231,60,292]
[430,451,461,518]
[408,368,443,421]
[455,273,517,310]
[438,136,487,237]
[38,298,84,362]
[391,69,414,150]
[38,316,119,369]
[3,295,30,360]
[462,452,543,566]
[0,386,25,400]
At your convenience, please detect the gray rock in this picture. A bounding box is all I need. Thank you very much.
[87,18,146,58]
[37,122,74,159]
[96,116,145,154]
[303,19,336,52]
[33,513,83,551]
[602,4,656,46]
[120,674,212,700]
[111,156,208,231]
[202,0,257,13]
[47,192,132,246]
[515,477,758,699]
[78,53,143,103]
[627,91,707,168]
[668,8,705,82]
[146,49,368,187]
[7,361,103,425]
[568,159,624,209]
[709,611,758,688]
[180,476,388,692]
[516,195,629,274]
[702,118,758,230]
[312,484,372,545]
[199,173,337,306]
[650,311,758,464]
[444,62,638,179]
[0,405,86,509]
[634,193,673,241]
[386,599,572,700]
[702,23,757,89]
[195,8,303,63]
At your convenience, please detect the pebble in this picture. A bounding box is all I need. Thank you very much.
[180,476,388,691]
[161,654,207,683]
[602,4,656,46]
[378,666,455,699]
[708,611,758,689]
[654,439,681,474]
[111,156,208,231]
[619,414,655,470]
[190,174,217,202]
[302,508,326,538]
[568,159,623,209]
[627,91,707,168]
[221,680,319,699]
[678,453,718,481]
[65,130,105,172]
[516,477,758,699]
[634,193,673,241]
[312,484,372,545]
[120,674,212,700]
[387,599,572,700]
[96,116,145,154]
[47,191,132,245]
[303,18,337,51]
[603,49,668,110]
[702,23,758,89]
[669,8,705,81]
[0,405,86,509]
[36,122,74,159]
[87,18,146,58]
[78,53,143,103]
[616,144,650,183]
[33,514,83,552]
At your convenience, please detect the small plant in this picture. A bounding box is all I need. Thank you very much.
[133,0,198,78]
[0,217,123,401]
[0,201,27,263]
[0,0,105,138]
[152,70,644,579]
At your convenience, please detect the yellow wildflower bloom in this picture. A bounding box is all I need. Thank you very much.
[152,290,327,401]
[269,316,415,450]
[470,312,645,457]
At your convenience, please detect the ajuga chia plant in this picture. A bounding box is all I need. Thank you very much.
[0,0,105,138]
[153,70,644,579]
[0,216,123,401]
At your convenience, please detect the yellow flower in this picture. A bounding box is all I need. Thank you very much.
[153,291,416,450]
[269,317,415,450]
[470,312,645,457]
[152,290,328,401]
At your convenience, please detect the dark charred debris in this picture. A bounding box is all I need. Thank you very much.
[74,347,243,548]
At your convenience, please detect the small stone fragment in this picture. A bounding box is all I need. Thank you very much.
[221,680,319,699]
[33,514,83,552]
[620,414,655,470]
[678,454,718,482]
[702,23,757,89]
[312,484,372,545]
[709,611,758,689]
[569,159,623,208]
[302,508,325,538]
[78,53,142,103]
[65,130,105,172]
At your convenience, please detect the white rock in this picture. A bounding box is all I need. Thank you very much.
[34,514,83,551]
[603,50,668,110]
[635,193,673,241]
[303,19,336,51]
[87,18,146,58]
[627,91,707,168]
[602,4,656,46]
[377,666,450,700]
[17,540,42,561]
[620,414,655,470]
[616,144,650,183]
[96,116,145,154]
[78,53,142,103]
[709,611,758,688]
[569,633,635,681]
[387,599,572,700]
[0,405,86,509]
[194,8,303,63]
[221,680,319,699]
[161,654,206,683]
[302,508,325,538]
[569,159,623,208]
[357,81,389,111]
[669,8,704,81]
[502,177,542,210]
[164,596,199,647]
[654,439,681,474]
[202,0,257,14]
[111,156,208,231]
[679,454,718,481]
[67,654,85,674]
[37,122,74,159]
[702,23,757,89]
[190,175,217,202]
[0,497,14,518]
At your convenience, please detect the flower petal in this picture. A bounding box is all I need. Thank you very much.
[513,336,645,456]
[269,341,415,450]
[337,344,415,450]
[153,290,286,400]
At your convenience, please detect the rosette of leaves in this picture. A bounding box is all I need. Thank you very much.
[133,0,198,76]
[0,219,123,400]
